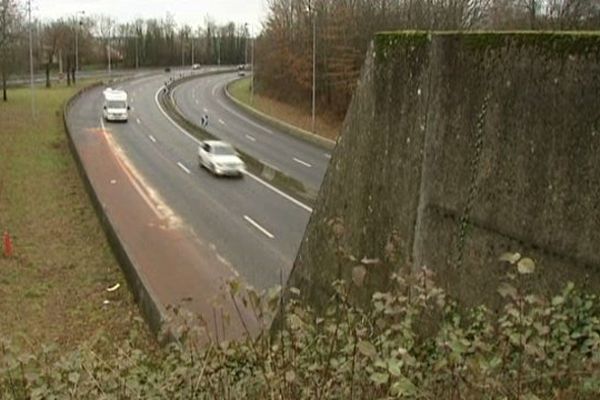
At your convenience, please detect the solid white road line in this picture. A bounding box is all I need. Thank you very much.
[243,215,275,239]
[177,162,191,174]
[154,86,313,213]
[148,135,157,143]
[245,134,256,142]
[293,157,312,168]
[219,119,225,125]
[244,173,313,213]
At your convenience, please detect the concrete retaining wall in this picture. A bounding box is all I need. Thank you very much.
[288,32,600,310]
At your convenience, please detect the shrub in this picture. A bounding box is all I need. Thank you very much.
[1,256,599,399]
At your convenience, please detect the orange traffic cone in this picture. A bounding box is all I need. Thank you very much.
[3,231,13,258]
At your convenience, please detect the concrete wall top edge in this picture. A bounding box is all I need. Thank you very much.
[374,31,600,59]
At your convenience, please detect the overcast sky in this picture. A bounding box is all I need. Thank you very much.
[35,0,269,30]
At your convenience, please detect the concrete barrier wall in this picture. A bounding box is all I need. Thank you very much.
[288,32,600,309]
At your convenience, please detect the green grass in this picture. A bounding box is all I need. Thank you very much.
[0,83,152,352]
[229,78,341,140]
[229,77,253,104]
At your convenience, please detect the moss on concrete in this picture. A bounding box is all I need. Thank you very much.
[376,31,600,59]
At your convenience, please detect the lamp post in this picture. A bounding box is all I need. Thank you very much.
[217,35,221,66]
[74,10,85,72]
[107,26,112,75]
[251,31,255,103]
[135,33,139,69]
[107,39,111,75]
[244,23,248,68]
[191,35,195,66]
[27,0,35,119]
[311,7,317,133]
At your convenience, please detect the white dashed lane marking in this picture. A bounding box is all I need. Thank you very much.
[293,157,312,168]
[244,215,275,239]
[177,162,191,174]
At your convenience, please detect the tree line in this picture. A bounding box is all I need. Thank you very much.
[255,0,600,119]
[0,1,250,101]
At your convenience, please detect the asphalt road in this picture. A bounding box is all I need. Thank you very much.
[68,69,315,291]
[172,73,331,191]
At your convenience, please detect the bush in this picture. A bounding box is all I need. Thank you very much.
[1,256,599,399]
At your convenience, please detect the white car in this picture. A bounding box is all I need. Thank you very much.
[198,140,245,177]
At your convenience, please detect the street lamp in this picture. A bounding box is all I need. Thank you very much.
[311,7,317,133]
[244,23,249,68]
[251,30,255,103]
[217,34,221,66]
[27,0,35,119]
[107,27,112,75]
[74,10,85,72]
[191,35,195,66]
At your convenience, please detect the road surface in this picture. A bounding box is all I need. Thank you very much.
[68,69,317,301]
[172,73,330,191]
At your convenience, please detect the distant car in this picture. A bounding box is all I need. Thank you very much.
[238,70,246,77]
[164,67,171,72]
[198,140,245,177]
[192,64,201,70]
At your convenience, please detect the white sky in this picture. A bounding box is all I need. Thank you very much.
[35,0,269,30]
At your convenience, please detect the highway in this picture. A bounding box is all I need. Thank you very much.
[68,69,322,293]
[172,73,330,192]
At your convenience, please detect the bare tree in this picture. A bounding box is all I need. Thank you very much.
[96,15,115,72]
[0,0,22,101]
[41,21,70,88]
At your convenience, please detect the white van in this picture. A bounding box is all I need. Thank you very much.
[102,88,129,122]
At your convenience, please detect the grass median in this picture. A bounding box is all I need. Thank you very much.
[0,84,151,352]
[228,78,341,141]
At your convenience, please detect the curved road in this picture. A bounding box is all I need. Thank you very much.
[172,73,330,191]
[68,69,318,293]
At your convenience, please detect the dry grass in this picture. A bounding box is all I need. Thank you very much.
[0,83,152,353]
[229,78,342,141]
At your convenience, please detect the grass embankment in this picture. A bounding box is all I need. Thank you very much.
[0,84,151,351]
[229,78,342,141]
